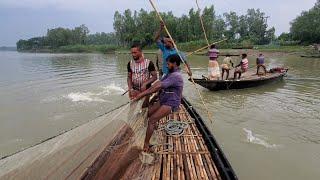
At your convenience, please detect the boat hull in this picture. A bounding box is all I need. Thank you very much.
[190,72,287,91]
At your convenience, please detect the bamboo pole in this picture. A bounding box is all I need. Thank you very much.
[196,0,210,47]
[186,39,227,57]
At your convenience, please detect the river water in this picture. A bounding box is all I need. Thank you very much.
[0,51,319,179]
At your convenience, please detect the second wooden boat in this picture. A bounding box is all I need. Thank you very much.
[190,68,288,91]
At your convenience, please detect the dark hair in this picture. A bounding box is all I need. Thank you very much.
[210,44,216,49]
[167,54,181,66]
[131,44,142,51]
[242,53,247,58]
[226,54,230,57]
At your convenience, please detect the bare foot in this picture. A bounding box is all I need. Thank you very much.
[143,144,156,153]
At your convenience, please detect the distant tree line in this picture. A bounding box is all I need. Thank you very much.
[280,0,320,44]
[113,6,276,46]
[17,25,118,51]
[17,2,320,51]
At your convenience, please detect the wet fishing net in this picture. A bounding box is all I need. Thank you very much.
[0,98,155,180]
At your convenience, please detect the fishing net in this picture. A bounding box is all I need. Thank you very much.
[0,98,155,180]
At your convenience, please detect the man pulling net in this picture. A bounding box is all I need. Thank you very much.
[133,54,184,153]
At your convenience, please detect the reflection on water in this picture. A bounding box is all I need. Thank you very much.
[0,51,319,179]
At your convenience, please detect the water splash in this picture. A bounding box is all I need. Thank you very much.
[66,92,106,102]
[243,128,280,149]
[65,83,125,102]
[99,83,125,95]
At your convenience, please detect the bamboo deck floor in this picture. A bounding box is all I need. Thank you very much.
[151,105,221,180]
[81,104,221,180]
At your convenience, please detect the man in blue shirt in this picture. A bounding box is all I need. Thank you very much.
[155,21,192,77]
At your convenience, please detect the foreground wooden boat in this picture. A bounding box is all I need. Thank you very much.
[81,97,237,180]
[190,69,288,91]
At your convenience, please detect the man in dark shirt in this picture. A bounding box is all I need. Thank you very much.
[127,44,157,108]
[134,54,184,152]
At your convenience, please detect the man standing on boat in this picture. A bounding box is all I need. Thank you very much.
[234,53,249,80]
[221,54,234,80]
[127,44,157,107]
[208,44,221,80]
[134,54,184,152]
[155,21,192,77]
[256,53,267,75]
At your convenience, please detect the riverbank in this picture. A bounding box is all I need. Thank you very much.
[18,45,118,54]
[18,44,319,57]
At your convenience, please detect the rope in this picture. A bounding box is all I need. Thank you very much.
[158,120,189,136]
[149,0,213,123]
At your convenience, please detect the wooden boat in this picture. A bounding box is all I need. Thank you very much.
[190,69,288,91]
[81,97,237,180]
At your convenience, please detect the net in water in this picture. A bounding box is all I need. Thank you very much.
[0,98,155,180]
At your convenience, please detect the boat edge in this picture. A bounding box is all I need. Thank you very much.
[182,97,238,180]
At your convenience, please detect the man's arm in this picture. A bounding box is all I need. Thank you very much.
[127,72,134,99]
[141,61,157,91]
[127,62,133,90]
[155,21,164,42]
[127,62,136,99]
[236,60,242,68]
[141,71,157,91]
[134,81,162,101]
[156,55,160,71]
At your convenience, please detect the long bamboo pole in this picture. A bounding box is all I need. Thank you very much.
[149,0,213,123]
[196,0,210,47]
[186,39,227,57]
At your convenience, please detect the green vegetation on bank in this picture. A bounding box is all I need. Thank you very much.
[114,6,275,46]
[16,1,319,55]
[278,0,320,45]
[16,25,118,52]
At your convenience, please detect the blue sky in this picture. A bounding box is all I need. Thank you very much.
[0,0,316,46]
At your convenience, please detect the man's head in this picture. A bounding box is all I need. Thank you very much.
[226,54,231,57]
[242,53,247,59]
[167,54,181,73]
[163,36,174,49]
[131,44,143,61]
[259,53,263,57]
[210,44,216,49]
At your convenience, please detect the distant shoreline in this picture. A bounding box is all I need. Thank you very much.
[0,47,16,51]
[16,45,319,58]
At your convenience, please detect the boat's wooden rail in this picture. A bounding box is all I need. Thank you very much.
[182,98,237,180]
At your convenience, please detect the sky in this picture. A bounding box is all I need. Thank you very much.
[0,0,317,46]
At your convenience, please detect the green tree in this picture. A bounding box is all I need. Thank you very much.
[224,11,239,41]
[290,0,320,44]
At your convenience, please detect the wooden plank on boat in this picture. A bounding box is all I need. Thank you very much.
[81,98,237,180]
